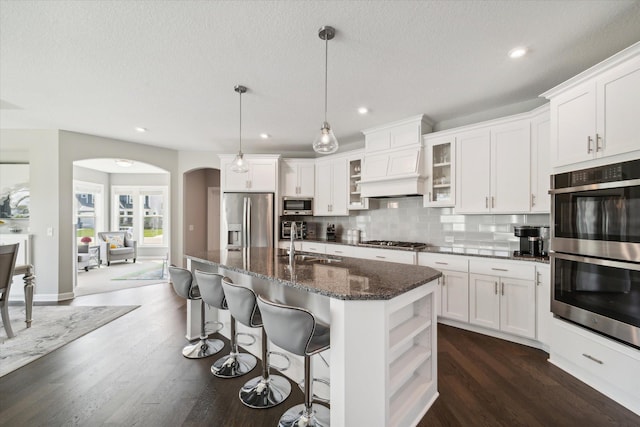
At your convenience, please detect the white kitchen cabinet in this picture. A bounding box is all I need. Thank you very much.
[356,246,416,265]
[535,264,551,349]
[325,243,354,257]
[280,159,315,197]
[543,43,640,168]
[300,241,326,254]
[423,134,455,207]
[362,115,430,153]
[314,156,348,216]
[469,259,536,339]
[417,252,469,322]
[347,152,368,210]
[530,107,551,212]
[220,155,279,192]
[456,119,531,214]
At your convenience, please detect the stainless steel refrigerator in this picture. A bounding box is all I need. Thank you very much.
[222,192,274,250]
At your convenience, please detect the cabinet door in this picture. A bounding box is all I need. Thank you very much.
[550,82,597,167]
[597,58,640,158]
[536,265,551,347]
[248,160,277,192]
[456,129,491,213]
[425,136,455,207]
[531,112,551,212]
[314,160,332,216]
[280,160,299,196]
[297,162,315,197]
[491,121,531,213]
[390,122,421,148]
[469,273,500,330]
[330,157,349,216]
[500,277,536,339]
[224,162,249,191]
[440,270,469,322]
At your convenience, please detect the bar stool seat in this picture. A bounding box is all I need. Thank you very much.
[194,270,257,378]
[221,277,291,409]
[168,266,224,359]
[257,295,331,427]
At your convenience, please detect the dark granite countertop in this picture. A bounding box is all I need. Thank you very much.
[299,238,550,264]
[186,248,441,301]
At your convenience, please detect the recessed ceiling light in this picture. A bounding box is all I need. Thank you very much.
[135,127,147,133]
[115,159,134,168]
[260,133,270,139]
[357,107,369,115]
[508,47,527,59]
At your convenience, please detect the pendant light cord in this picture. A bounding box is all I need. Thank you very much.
[324,35,328,123]
[239,89,243,153]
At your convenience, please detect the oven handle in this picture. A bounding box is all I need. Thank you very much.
[548,178,640,195]
[551,252,640,271]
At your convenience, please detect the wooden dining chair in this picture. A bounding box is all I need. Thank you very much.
[0,243,20,338]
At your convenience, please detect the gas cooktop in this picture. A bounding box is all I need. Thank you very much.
[358,240,428,251]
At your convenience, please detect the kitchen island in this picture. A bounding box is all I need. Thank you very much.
[185,247,441,427]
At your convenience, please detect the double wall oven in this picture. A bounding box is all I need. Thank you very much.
[550,159,640,348]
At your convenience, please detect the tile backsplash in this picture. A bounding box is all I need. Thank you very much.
[294,196,549,254]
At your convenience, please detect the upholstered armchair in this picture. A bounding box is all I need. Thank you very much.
[97,231,137,266]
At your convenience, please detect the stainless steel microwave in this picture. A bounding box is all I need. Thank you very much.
[282,197,313,215]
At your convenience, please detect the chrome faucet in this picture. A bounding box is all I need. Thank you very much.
[289,221,297,264]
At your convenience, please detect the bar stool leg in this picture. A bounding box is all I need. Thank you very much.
[278,355,330,427]
[212,315,257,378]
[239,328,291,409]
[182,299,224,359]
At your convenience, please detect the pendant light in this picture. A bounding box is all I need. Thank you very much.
[231,84,249,173]
[313,25,339,155]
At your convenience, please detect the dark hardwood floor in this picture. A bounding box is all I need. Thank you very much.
[1,283,638,426]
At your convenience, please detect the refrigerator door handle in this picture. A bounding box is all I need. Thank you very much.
[242,197,248,248]
[246,197,252,248]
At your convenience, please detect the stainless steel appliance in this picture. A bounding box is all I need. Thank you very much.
[281,220,307,239]
[549,159,640,348]
[282,197,313,215]
[359,240,427,251]
[223,192,274,250]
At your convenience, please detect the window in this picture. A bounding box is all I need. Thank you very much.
[74,181,103,246]
[112,186,168,246]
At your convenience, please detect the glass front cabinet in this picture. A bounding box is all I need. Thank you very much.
[348,153,369,210]
[424,135,455,207]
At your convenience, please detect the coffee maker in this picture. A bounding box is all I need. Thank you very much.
[513,225,549,258]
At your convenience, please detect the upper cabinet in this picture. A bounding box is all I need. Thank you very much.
[360,115,433,198]
[424,134,455,207]
[347,150,369,210]
[220,155,279,192]
[456,119,531,214]
[542,42,640,168]
[314,156,348,216]
[280,159,315,197]
[530,106,551,212]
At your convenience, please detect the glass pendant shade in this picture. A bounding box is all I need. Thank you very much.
[313,121,339,154]
[231,152,249,173]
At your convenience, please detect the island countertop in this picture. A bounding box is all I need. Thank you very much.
[186,247,441,301]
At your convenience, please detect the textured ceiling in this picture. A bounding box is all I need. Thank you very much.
[1,1,640,158]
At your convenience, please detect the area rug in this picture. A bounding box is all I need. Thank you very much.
[0,304,138,377]
[111,262,166,280]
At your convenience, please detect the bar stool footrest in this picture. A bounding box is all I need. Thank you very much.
[298,378,330,405]
[268,350,291,372]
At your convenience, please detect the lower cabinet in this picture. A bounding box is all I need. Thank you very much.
[439,270,469,323]
[535,264,552,348]
[469,273,536,339]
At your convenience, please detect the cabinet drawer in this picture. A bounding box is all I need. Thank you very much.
[469,259,534,280]
[300,242,326,254]
[325,244,354,257]
[356,247,416,264]
[417,253,468,272]
[551,319,640,399]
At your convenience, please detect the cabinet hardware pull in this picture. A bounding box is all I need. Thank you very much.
[501,282,505,296]
[582,353,603,365]
[435,261,448,265]
[531,194,535,207]
[596,133,602,152]
[428,192,432,202]
[587,136,593,153]
[494,282,498,295]
[375,256,386,259]
[335,250,343,253]
[492,196,495,208]
[442,276,446,286]
[491,267,508,271]
[485,197,489,208]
